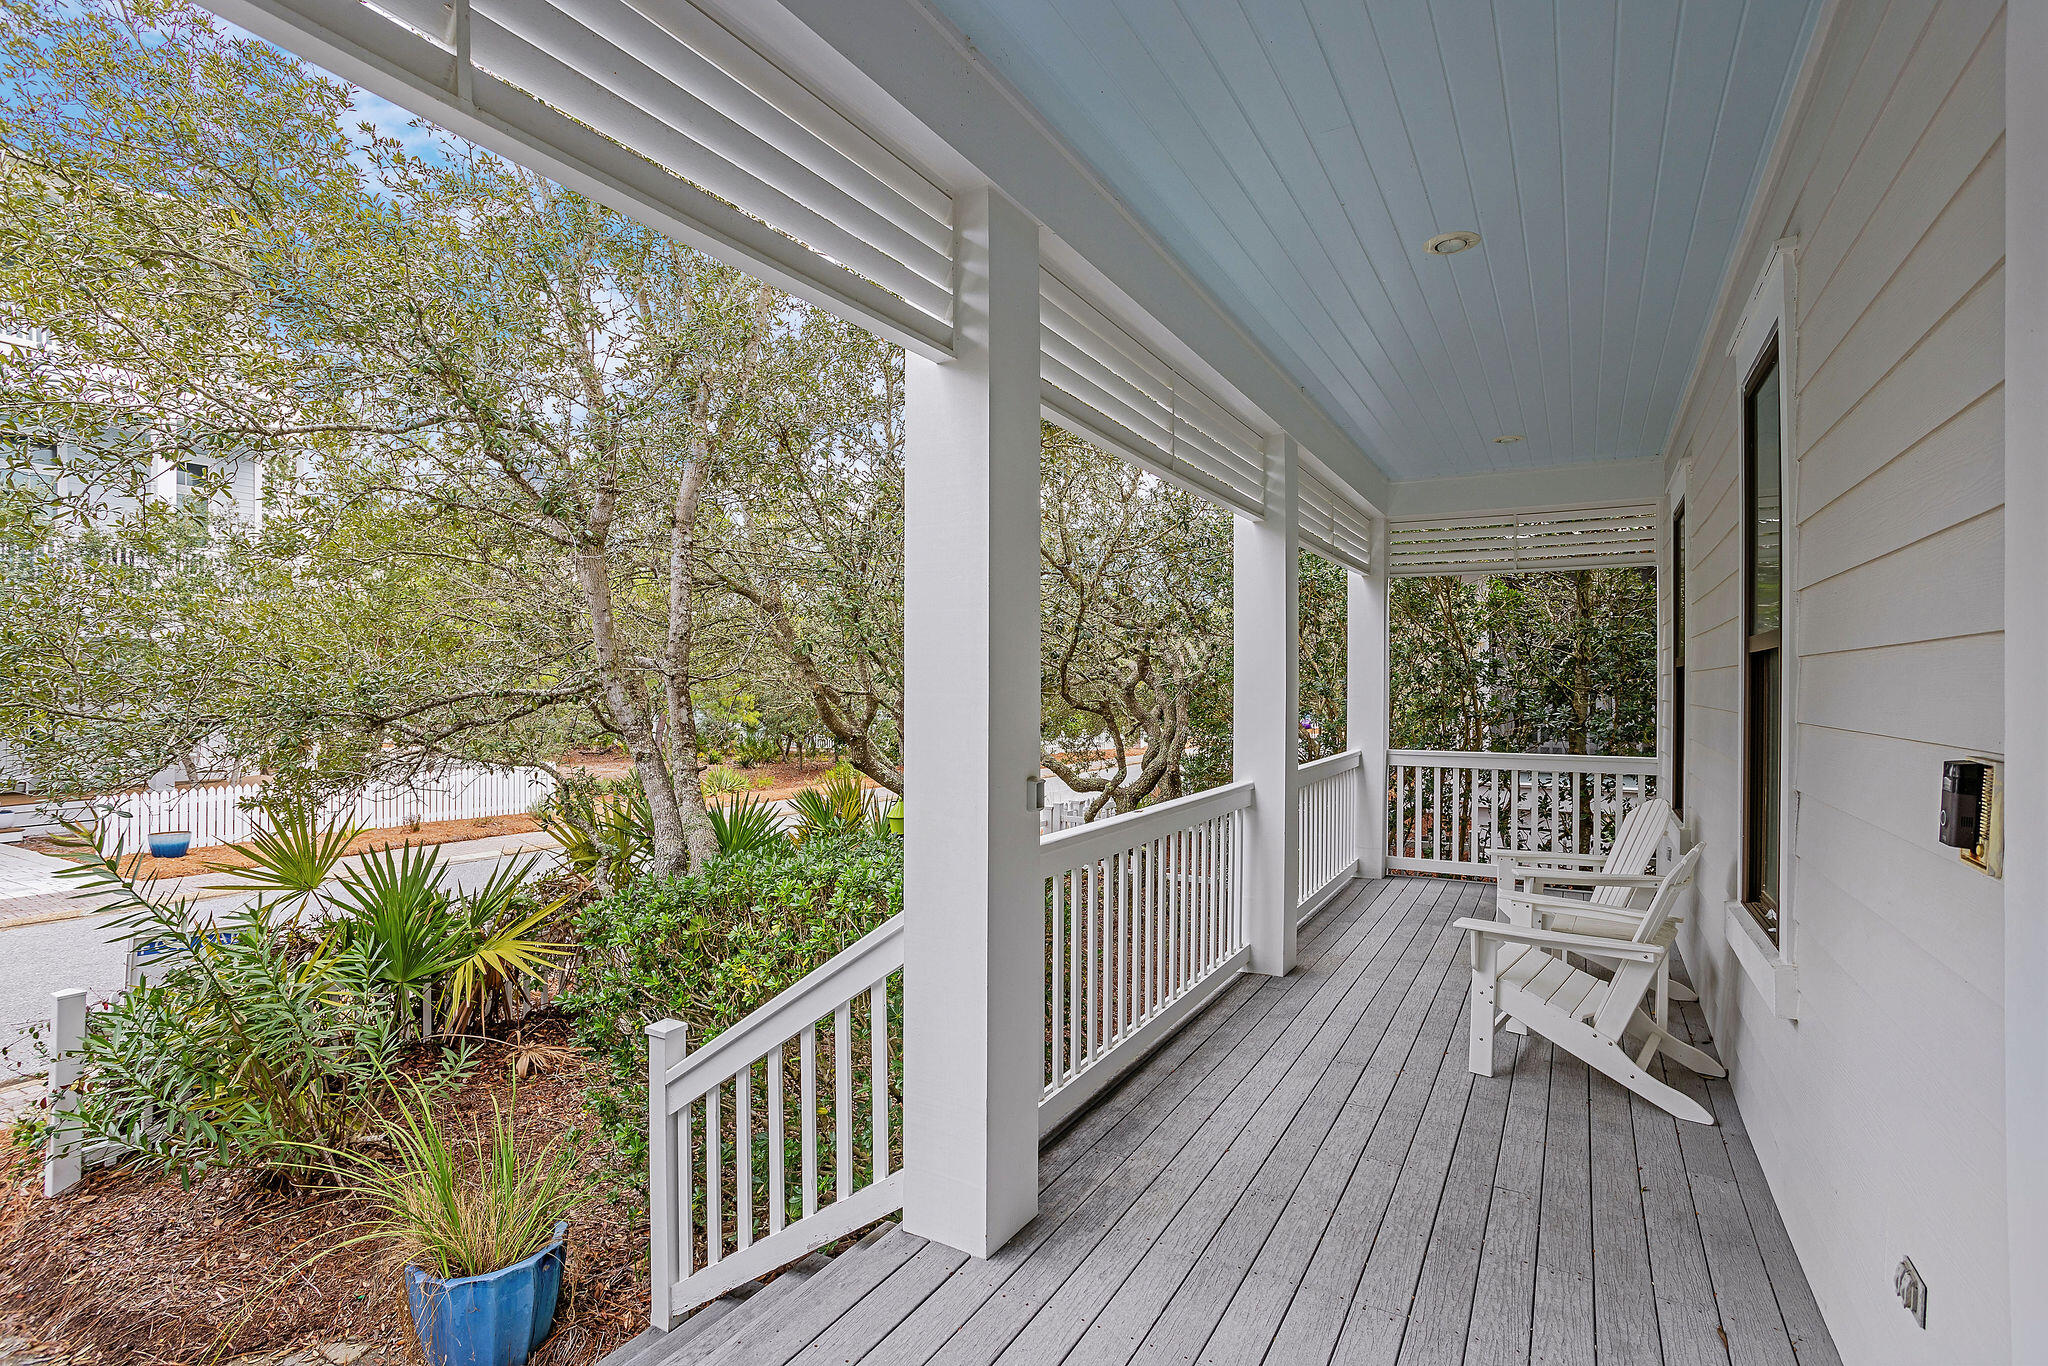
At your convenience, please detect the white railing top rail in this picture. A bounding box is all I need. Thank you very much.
[1035,780,1253,873]
[1297,749,1364,782]
[657,914,903,1105]
[1389,749,1657,775]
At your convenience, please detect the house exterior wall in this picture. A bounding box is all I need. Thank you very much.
[1665,1,2008,1360]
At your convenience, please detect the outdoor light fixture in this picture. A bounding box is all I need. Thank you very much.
[1493,434,1524,444]
[1425,230,1481,255]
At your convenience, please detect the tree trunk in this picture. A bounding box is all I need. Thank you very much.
[664,452,720,870]
[572,545,691,879]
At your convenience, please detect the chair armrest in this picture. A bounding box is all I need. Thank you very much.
[1523,870,1666,890]
[1516,890,1682,919]
[1493,849,1607,870]
[1454,916,1664,963]
[1529,902,1651,929]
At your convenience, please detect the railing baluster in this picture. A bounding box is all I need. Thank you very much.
[834,1000,852,1200]
[705,1084,722,1266]
[871,982,888,1183]
[768,1039,785,1236]
[800,1023,818,1218]
[736,1060,753,1250]
[1050,866,1065,1090]
[1067,869,1082,1080]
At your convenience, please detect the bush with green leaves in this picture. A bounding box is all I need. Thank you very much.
[562,829,901,1171]
[533,770,651,890]
[786,765,888,844]
[43,811,568,1182]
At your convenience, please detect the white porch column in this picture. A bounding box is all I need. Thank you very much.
[901,186,1042,1258]
[1236,435,1299,976]
[1347,515,1389,880]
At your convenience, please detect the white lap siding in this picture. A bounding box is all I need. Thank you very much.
[1664,1,2007,1361]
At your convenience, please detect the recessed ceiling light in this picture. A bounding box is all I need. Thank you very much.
[1425,230,1481,256]
[1493,434,1524,444]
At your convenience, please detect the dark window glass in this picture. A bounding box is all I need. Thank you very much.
[1742,340,1783,941]
[1672,502,1686,814]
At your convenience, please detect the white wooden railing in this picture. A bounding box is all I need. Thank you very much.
[88,764,552,851]
[1037,781,1251,1133]
[645,917,904,1327]
[1297,749,1363,921]
[1386,749,1660,878]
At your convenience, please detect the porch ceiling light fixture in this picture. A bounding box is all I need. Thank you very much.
[1493,434,1524,444]
[1425,230,1481,256]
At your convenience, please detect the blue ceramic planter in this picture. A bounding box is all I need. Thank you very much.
[404,1224,567,1366]
[147,831,192,859]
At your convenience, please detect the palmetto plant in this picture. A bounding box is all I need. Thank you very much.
[534,772,652,889]
[788,767,885,844]
[707,793,789,855]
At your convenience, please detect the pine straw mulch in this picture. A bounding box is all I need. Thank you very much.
[23,815,547,883]
[0,1013,645,1366]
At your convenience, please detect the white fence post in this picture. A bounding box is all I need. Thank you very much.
[43,988,87,1198]
[647,1018,688,1330]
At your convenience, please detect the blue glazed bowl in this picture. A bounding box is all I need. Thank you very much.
[405,1224,567,1366]
[148,832,192,859]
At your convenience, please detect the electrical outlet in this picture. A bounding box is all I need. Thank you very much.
[1894,1256,1928,1329]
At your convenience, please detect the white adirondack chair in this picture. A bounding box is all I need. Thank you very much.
[1492,796,1698,1006]
[1458,845,1724,1125]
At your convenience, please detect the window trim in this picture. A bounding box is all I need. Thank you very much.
[1724,241,1801,1013]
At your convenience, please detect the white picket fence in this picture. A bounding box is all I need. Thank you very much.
[91,765,553,852]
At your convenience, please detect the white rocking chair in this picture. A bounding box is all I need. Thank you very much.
[1492,796,1697,1005]
[1457,845,1724,1125]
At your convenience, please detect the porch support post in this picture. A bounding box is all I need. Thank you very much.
[901,185,1042,1259]
[1348,515,1389,879]
[1236,434,1299,975]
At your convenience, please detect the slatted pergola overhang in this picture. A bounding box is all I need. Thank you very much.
[1387,503,1659,577]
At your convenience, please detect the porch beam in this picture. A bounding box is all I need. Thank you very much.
[900,185,1042,1258]
[1236,434,1300,975]
[1348,516,1390,880]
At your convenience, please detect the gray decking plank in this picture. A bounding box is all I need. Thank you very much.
[1127,892,1478,1366]
[1530,1050,1594,1365]
[1263,900,1486,1364]
[1588,1067,1663,1365]
[702,1228,925,1366]
[1630,1064,1731,1366]
[1039,877,1390,1187]
[982,885,1465,1365]
[1700,1077,1842,1366]
[865,879,1427,1366]
[788,1240,974,1366]
[1659,1063,1797,1366]
[1464,1034,1552,1366]
[1393,984,1517,1366]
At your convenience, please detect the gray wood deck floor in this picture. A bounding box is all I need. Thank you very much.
[720,875,1841,1366]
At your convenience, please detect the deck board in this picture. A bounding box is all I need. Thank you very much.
[766,875,1840,1366]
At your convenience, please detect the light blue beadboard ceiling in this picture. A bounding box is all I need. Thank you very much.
[923,0,1823,482]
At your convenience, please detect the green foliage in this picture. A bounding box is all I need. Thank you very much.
[1297,551,1349,760]
[562,830,902,1170]
[534,772,652,889]
[48,826,453,1181]
[707,793,788,855]
[1389,568,1656,755]
[700,765,748,800]
[323,1083,591,1280]
[786,766,881,843]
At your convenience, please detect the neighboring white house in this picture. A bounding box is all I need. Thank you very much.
[80,0,2048,1359]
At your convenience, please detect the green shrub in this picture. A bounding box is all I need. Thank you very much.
[699,765,748,800]
[562,830,901,1171]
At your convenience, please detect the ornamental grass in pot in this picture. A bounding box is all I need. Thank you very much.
[330,1084,592,1366]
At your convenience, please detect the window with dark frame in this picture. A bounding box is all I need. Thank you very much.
[1742,338,1783,944]
[1671,501,1686,815]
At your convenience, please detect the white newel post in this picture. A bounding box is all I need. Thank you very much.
[1236,435,1300,976]
[901,185,1042,1258]
[1348,515,1389,879]
[43,988,86,1198]
[645,1018,687,1328]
